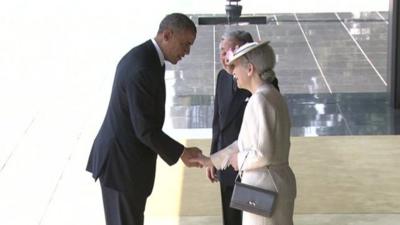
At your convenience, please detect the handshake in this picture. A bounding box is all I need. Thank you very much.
[180,147,213,168]
[180,147,239,171]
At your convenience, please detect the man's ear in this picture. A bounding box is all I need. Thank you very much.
[163,28,173,42]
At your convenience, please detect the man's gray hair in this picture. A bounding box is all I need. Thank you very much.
[157,13,197,34]
[222,30,254,46]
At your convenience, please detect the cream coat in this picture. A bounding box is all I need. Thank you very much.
[211,83,297,225]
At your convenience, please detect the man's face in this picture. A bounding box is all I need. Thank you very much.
[164,29,196,65]
[219,38,236,70]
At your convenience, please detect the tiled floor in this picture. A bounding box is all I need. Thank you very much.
[143,214,400,225]
[164,12,400,136]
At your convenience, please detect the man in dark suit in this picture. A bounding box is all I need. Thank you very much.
[208,30,253,225]
[86,13,201,225]
[208,30,279,225]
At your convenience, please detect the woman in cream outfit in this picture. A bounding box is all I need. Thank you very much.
[192,41,297,225]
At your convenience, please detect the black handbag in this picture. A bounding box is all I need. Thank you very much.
[230,153,278,217]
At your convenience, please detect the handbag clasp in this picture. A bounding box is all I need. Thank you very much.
[248,201,256,206]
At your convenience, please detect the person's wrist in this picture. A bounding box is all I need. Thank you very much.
[180,147,186,158]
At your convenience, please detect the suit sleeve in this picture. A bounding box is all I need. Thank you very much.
[126,70,184,165]
[210,71,222,155]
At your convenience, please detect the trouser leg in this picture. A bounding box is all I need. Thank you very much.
[100,182,146,225]
[220,184,242,225]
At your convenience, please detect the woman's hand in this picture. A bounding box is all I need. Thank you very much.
[189,153,214,168]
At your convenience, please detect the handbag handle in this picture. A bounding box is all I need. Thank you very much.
[234,151,279,193]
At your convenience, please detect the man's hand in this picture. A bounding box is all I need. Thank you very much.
[206,167,218,183]
[180,147,202,168]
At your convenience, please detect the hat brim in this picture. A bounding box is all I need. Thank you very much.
[228,41,270,65]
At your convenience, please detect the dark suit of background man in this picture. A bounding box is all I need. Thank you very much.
[208,30,279,225]
[86,13,202,225]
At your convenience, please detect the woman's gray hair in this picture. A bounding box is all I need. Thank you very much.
[238,42,276,83]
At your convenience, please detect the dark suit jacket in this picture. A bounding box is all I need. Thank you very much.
[211,69,251,187]
[86,40,184,196]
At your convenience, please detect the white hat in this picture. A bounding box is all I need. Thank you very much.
[227,41,270,65]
